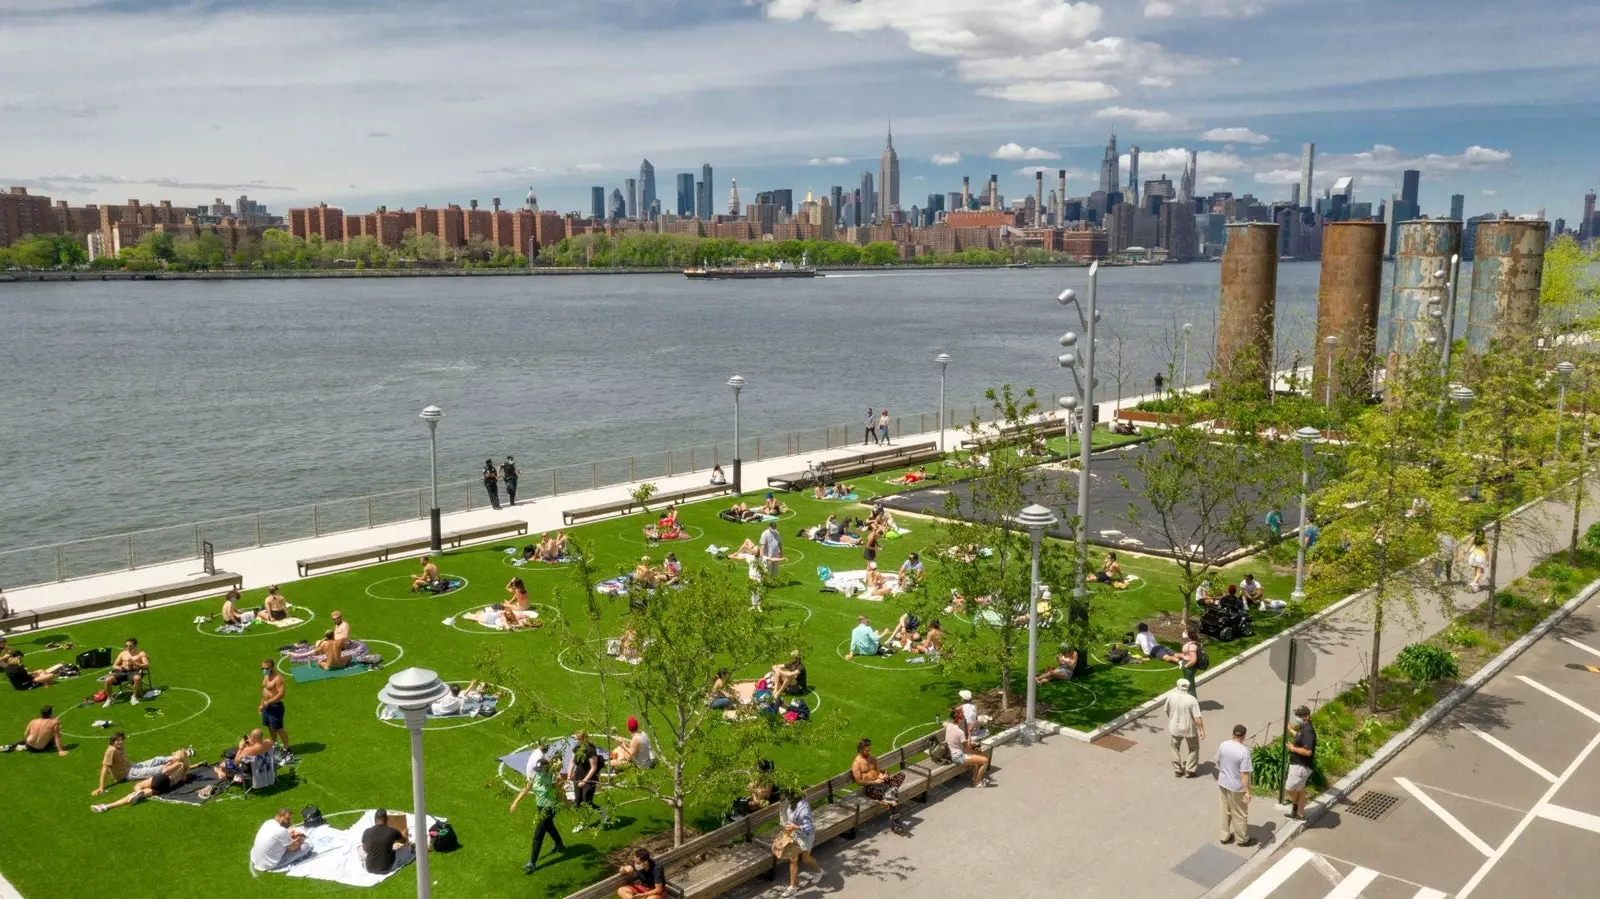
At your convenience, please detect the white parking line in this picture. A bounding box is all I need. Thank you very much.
[1462,722,1557,782]
[1394,777,1495,856]
[1324,867,1380,899]
[1560,636,1600,659]
[1412,889,1448,899]
[1517,675,1600,724]
[1234,847,1313,899]
[1537,803,1600,835]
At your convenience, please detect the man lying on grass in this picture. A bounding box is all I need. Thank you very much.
[94,732,179,794]
[92,749,196,812]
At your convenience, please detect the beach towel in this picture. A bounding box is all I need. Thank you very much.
[821,493,859,501]
[817,539,857,548]
[258,616,305,629]
[282,640,369,665]
[289,663,374,684]
[152,768,226,806]
[278,809,441,886]
[823,569,900,598]
[381,695,497,721]
[596,575,631,596]
[463,607,539,630]
[499,740,609,777]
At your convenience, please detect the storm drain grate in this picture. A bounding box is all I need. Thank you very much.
[1346,790,1404,821]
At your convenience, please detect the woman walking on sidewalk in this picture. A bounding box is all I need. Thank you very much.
[482,459,502,510]
[773,788,823,896]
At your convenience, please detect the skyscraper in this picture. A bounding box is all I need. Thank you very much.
[860,171,875,223]
[676,173,695,217]
[1099,134,1119,195]
[591,186,605,220]
[699,163,714,221]
[1298,143,1315,211]
[1582,190,1597,241]
[1450,193,1465,222]
[728,178,740,216]
[639,160,656,221]
[830,186,843,219]
[624,178,637,219]
[524,186,539,213]
[878,124,900,217]
[608,188,625,221]
[1127,145,1141,207]
[1401,169,1420,206]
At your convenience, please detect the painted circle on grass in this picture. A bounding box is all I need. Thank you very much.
[1087,576,1148,596]
[891,721,942,750]
[375,680,516,730]
[1089,651,1181,673]
[364,574,469,601]
[613,524,706,547]
[556,639,637,678]
[60,686,212,740]
[1041,679,1098,714]
[501,552,580,572]
[447,602,560,634]
[762,597,814,627]
[834,639,937,672]
[274,639,404,676]
[194,605,315,638]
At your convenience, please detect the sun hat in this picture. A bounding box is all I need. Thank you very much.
[958,689,973,701]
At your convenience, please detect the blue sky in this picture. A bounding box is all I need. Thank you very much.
[1,0,1596,223]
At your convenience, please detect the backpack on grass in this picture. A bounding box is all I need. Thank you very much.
[428,821,460,852]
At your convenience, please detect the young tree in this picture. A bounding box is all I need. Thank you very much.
[1311,348,1463,710]
[916,385,1084,712]
[1101,323,1139,413]
[1270,306,1317,405]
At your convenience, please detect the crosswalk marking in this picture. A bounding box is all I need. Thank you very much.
[1517,676,1600,724]
[1536,802,1600,835]
[1560,636,1600,659]
[1461,722,1557,782]
[1324,867,1380,899]
[1237,848,1453,899]
[1234,847,1314,899]
[1412,889,1448,899]
[1395,777,1494,857]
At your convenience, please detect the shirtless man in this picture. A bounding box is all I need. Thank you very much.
[94,751,195,812]
[316,630,349,671]
[330,610,351,643]
[216,729,273,781]
[259,659,290,751]
[100,637,150,707]
[263,585,289,621]
[221,589,243,626]
[411,556,440,592]
[850,738,906,833]
[3,705,67,756]
[94,732,171,794]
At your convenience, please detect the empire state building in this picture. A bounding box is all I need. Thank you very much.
[878,124,900,221]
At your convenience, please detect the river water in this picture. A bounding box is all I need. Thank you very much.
[2,263,1392,554]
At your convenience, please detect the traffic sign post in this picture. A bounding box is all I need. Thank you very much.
[1270,637,1315,805]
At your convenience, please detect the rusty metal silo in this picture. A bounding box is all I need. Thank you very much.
[1387,220,1461,366]
[1466,219,1549,353]
[1215,222,1278,393]
[1315,221,1386,399]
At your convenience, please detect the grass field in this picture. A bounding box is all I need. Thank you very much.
[0,447,1304,899]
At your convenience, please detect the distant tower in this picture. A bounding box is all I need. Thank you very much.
[860,171,876,222]
[1450,193,1465,222]
[1058,169,1067,218]
[878,122,901,218]
[961,175,971,211]
[697,163,714,221]
[1299,143,1315,210]
[608,188,625,222]
[728,178,740,216]
[987,175,999,211]
[1181,150,1197,202]
[1099,134,1119,195]
[1582,190,1596,241]
[638,159,656,221]
[1034,171,1045,227]
[625,178,637,219]
[524,186,539,213]
[1127,145,1141,207]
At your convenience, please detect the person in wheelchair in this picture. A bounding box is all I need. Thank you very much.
[1199,587,1254,641]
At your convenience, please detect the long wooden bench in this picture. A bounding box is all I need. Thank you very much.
[767,441,941,491]
[3,571,243,632]
[562,483,733,526]
[296,523,526,577]
[959,417,1059,450]
[563,729,978,899]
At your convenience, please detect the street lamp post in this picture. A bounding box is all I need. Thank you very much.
[1452,385,1476,450]
[377,667,451,899]
[1181,322,1193,392]
[935,353,952,453]
[419,405,443,552]
[1291,426,1322,603]
[1555,361,1576,460]
[727,376,745,496]
[1016,503,1059,745]
[1322,334,1338,408]
[1057,263,1100,606]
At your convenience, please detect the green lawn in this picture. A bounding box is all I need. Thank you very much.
[0,451,1303,899]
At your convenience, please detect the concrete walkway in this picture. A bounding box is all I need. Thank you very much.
[728,490,1593,899]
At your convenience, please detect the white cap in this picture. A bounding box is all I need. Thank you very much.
[958,690,973,701]
[1176,678,1190,691]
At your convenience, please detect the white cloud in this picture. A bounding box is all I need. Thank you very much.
[1198,126,1270,145]
[807,156,849,165]
[957,37,1226,85]
[1144,0,1265,19]
[977,80,1118,104]
[1092,106,1190,132]
[573,163,610,172]
[930,152,962,165]
[1254,169,1301,185]
[1481,189,1498,196]
[1124,148,1249,175]
[992,142,1060,161]
[1201,175,1229,187]
[1139,76,1174,88]
[764,0,1102,58]
[1320,144,1515,177]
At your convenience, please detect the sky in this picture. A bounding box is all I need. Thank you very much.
[2,0,1597,223]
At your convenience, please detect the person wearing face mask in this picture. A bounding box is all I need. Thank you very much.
[259,658,290,754]
[1283,705,1316,820]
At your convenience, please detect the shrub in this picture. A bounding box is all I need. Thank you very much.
[1584,521,1600,550]
[1394,643,1460,688]
[630,481,659,511]
[1533,561,1575,583]
[1443,623,1489,649]
[1249,743,1286,793]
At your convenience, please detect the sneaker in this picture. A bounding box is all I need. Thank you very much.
[523,862,537,875]
[782,887,798,897]
[92,804,108,813]
[1238,838,1258,847]
[131,696,139,706]
[102,696,114,708]
[1219,836,1234,845]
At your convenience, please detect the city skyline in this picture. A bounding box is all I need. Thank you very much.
[0,0,1596,224]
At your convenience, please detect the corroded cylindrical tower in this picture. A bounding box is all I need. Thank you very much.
[1388,220,1461,364]
[1215,222,1279,392]
[1315,221,1386,399]
[1467,219,1549,353]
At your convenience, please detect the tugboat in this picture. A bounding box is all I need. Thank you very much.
[684,253,819,279]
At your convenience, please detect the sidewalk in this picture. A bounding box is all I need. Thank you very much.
[728,488,1594,899]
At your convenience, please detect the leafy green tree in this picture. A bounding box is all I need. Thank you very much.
[232,234,262,267]
[175,233,225,269]
[1540,234,1599,328]
[860,241,899,265]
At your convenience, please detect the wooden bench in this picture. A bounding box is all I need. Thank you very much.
[959,417,1059,450]
[3,572,243,632]
[442,519,528,548]
[562,483,733,525]
[296,523,527,576]
[768,442,941,491]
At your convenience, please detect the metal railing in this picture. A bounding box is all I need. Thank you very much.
[1,405,996,590]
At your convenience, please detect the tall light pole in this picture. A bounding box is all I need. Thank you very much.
[1016,503,1059,745]
[1291,426,1321,603]
[378,667,450,899]
[1181,322,1193,391]
[727,376,745,495]
[1057,263,1100,606]
[935,353,952,453]
[419,405,443,552]
[1555,361,1576,460]
[1452,385,1475,450]
[1322,334,1338,408]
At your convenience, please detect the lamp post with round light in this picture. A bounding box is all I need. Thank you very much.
[378,667,451,899]
[1291,426,1322,603]
[419,405,443,552]
[1056,263,1100,605]
[1451,385,1475,450]
[1016,503,1059,744]
[1555,361,1576,460]
[935,353,952,453]
[727,376,745,496]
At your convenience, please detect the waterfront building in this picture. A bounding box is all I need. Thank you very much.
[591,186,605,220]
[1299,143,1315,210]
[676,173,695,217]
[1581,191,1596,242]
[639,160,656,221]
[878,125,900,218]
[860,172,875,224]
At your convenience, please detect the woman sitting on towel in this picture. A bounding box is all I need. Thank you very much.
[886,612,920,649]
[657,505,682,538]
[915,619,945,655]
[552,532,571,559]
[633,557,662,589]
[825,515,860,546]
[662,553,682,586]
[221,590,244,627]
[864,562,894,599]
[761,494,785,517]
[316,630,350,671]
[618,626,642,664]
[263,586,289,622]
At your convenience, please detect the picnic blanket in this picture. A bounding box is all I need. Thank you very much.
[380,695,497,721]
[499,739,609,777]
[289,663,375,684]
[153,768,225,806]
[278,809,440,886]
[207,613,304,634]
[824,569,901,598]
[819,493,859,501]
[281,640,370,664]
[596,575,631,596]
[457,607,540,630]
[817,538,858,548]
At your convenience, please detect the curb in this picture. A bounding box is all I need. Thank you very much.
[1200,574,1600,899]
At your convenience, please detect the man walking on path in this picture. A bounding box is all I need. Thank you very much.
[501,456,521,507]
[515,754,565,874]
[1164,679,1203,777]
[865,408,879,445]
[1216,724,1254,846]
[1283,705,1315,820]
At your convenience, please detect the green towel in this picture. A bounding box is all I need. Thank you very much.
[288,663,373,683]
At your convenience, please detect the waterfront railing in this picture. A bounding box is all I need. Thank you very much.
[0,406,996,590]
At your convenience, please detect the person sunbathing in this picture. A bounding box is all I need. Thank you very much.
[897,553,924,588]
[825,515,861,546]
[730,538,759,561]
[410,556,441,592]
[3,705,67,755]
[1036,647,1080,683]
[945,589,993,615]
[214,731,272,781]
[507,577,530,607]
[263,586,290,621]
[431,681,494,716]
[618,626,643,664]
[221,590,244,626]
[761,494,785,517]
[769,650,806,696]
[316,630,349,671]
[890,466,931,485]
[534,534,558,561]
[1133,623,1176,661]
[1086,552,1127,587]
[657,505,682,537]
[553,532,571,559]
[662,553,682,586]
[609,717,654,769]
[708,669,737,710]
[93,751,195,812]
[5,652,64,690]
[885,611,920,649]
[915,620,944,655]
[633,557,662,589]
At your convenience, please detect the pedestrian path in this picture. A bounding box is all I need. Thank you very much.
[1236,848,1450,899]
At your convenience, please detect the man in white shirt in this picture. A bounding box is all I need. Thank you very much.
[1163,679,1204,777]
[1133,623,1175,661]
[251,808,309,871]
[1238,574,1264,605]
[1214,724,1254,846]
